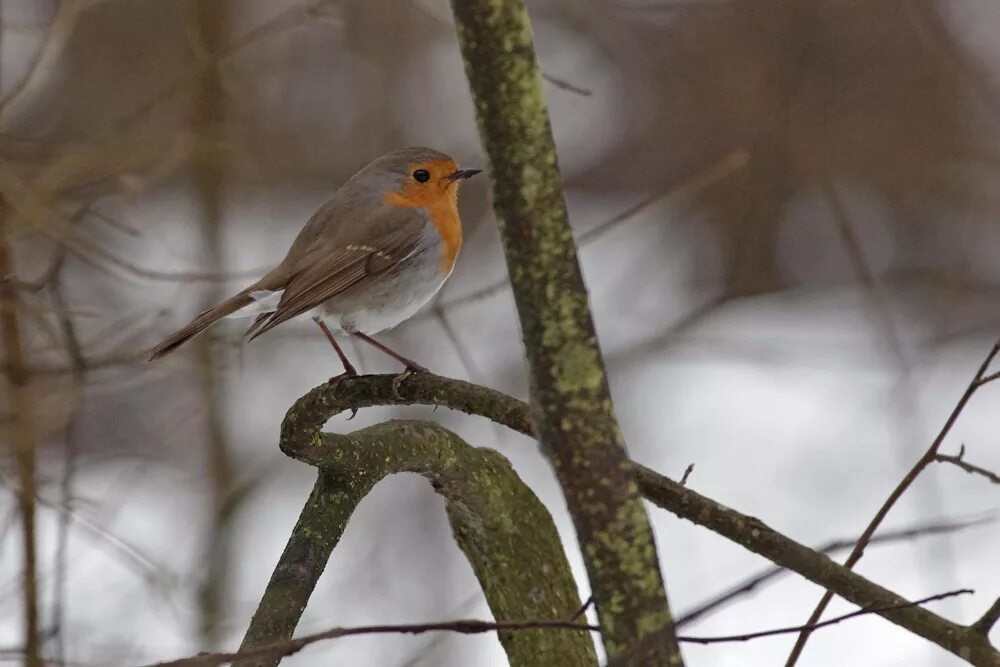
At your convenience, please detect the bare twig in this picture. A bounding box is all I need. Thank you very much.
[934,446,1000,485]
[436,150,748,315]
[148,590,973,667]
[46,267,88,663]
[0,202,42,667]
[785,340,1000,665]
[578,149,748,245]
[676,516,993,628]
[0,1,85,120]
[431,303,483,382]
[679,464,695,486]
[542,72,592,96]
[570,596,595,622]
[677,589,972,646]
[156,620,599,667]
[975,370,1000,387]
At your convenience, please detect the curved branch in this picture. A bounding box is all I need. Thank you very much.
[279,373,999,666]
[242,418,597,667]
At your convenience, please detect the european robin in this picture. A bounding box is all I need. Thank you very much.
[148,147,481,380]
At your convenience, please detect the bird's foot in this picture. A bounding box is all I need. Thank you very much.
[327,368,360,419]
[391,363,428,397]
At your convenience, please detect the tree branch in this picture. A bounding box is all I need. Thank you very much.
[450,1,680,662]
[243,419,597,667]
[971,597,1000,636]
[935,446,1000,485]
[276,372,1000,665]
[0,200,42,667]
[148,588,973,667]
[154,619,597,667]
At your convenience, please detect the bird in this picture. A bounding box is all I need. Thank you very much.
[147,146,481,382]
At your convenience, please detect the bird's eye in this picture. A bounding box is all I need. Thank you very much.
[412,169,431,183]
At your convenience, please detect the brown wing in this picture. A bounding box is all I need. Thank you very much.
[246,207,425,340]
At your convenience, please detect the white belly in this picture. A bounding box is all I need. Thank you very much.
[318,264,449,335]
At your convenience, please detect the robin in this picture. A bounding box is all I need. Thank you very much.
[148,146,481,382]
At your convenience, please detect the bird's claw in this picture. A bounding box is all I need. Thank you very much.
[327,370,360,418]
[391,364,427,397]
[327,372,351,389]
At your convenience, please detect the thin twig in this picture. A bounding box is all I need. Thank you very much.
[542,72,592,96]
[975,370,1000,387]
[934,446,1000,485]
[150,619,598,667]
[785,340,1000,665]
[46,267,88,663]
[612,590,974,666]
[676,516,993,628]
[570,596,595,621]
[0,1,83,120]
[578,149,748,245]
[432,303,483,382]
[436,150,749,315]
[677,590,973,645]
[146,589,973,667]
[0,200,42,667]
[679,464,695,486]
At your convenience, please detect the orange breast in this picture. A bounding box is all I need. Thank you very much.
[385,184,463,273]
[425,197,462,274]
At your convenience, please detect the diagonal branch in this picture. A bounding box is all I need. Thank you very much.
[971,597,1000,636]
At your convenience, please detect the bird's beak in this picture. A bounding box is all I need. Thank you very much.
[446,168,482,181]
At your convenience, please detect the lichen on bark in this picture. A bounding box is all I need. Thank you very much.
[239,414,597,667]
[450,0,681,662]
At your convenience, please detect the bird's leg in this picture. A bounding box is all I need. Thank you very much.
[351,332,427,395]
[314,319,360,419]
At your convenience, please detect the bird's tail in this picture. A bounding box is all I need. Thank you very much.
[147,287,257,361]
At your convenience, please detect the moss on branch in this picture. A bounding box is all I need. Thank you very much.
[240,415,597,667]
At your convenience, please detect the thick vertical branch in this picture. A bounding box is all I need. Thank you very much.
[450,3,680,663]
[0,204,42,667]
[190,0,236,647]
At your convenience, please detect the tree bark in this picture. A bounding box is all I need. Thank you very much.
[239,418,597,667]
[450,1,681,662]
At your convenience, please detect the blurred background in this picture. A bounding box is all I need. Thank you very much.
[1,0,998,665]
